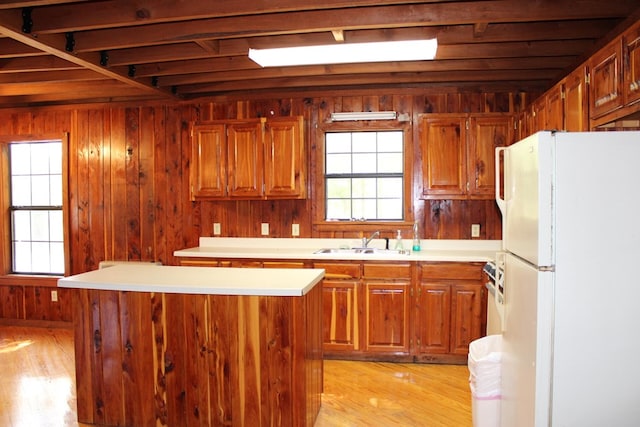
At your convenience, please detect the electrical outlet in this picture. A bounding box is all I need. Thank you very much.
[471,224,481,238]
[51,290,58,302]
[292,223,300,236]
[261,223,269,236]
[213,222,221,235]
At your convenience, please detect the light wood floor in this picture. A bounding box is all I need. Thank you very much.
[0,326,472,427]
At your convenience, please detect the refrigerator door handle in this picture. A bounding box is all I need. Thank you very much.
[495,146,507,216]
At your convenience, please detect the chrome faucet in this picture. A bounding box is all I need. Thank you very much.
[362,231,380,248]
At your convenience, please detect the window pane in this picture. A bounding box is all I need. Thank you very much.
[48,143,63,174]
[378,132,403,152]
[326,199,351,220]
[326,178,351,198]
[13,211,31,241]
[50,242,65,274]
[352,178,376,198]
[10,144,31,175]
[31,211,50,241]
[326,133,351,153]
[378,177,403,198]
[326,153,352,174]
[377,152,403,173]
[31,175,51,205]
[352,153,376,173]
[352,198,376,220]
[31,147,50,174]
[50,174,63,206]
[352,132,376,152]
[50,210,64,242]
[12,176,31,206]
[13,241,31,273]
[32,242,51,273]
[377,199,403,220]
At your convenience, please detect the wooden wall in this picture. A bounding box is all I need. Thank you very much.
[0,90,526,278]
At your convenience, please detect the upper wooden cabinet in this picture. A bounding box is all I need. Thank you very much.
[264,116,306,198]
[564,66,589,131]
[624,23,640,107]
[420,114,513,200]
[589,38,624,119]
[191,116,306,200]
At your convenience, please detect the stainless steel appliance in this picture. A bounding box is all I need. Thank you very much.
[495,131,640,427]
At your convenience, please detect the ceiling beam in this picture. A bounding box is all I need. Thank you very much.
[0,8,176,99]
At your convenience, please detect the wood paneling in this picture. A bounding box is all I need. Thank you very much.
[71,285,323,427]
[0,89,514,293]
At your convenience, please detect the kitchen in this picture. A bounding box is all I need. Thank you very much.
[1,2,640,426]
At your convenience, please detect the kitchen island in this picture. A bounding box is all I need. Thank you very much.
[58,264,324,427]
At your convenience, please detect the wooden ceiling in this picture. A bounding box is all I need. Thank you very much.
[0,0,639,108]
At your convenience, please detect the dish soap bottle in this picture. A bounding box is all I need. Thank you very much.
[394,229,404,252]
[412,222,421,252]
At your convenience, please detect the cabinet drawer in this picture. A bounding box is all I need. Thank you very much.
[263,261,306,269]
[420,262,482,280]
[363,263,411,279]
[313,262,361,280]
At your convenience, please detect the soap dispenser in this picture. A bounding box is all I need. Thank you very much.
[394,229,404,252]
[412,222,421,252]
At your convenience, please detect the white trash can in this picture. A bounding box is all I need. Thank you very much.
[468,334,502,427]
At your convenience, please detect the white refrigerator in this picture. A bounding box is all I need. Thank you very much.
[495,131,640,427]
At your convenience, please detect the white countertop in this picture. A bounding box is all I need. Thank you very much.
[173,237,502,262]
[58,264,324,297]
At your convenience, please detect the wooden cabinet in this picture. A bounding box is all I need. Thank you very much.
[545,85,564,131]
[564,66,589,131]
[314,262,361,354]
[624,23,640,107]
[589,39,624,118]
[190,116,306,200]
[416,262,486,360]
[420,114,513,200]
[264,116,306,198]
[177,255,488,363]
[362,263,411,354]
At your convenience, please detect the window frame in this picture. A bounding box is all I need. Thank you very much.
[0,134,70,283]
[313,120,415,232]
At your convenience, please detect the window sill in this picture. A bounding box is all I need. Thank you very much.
[314,220,415,232]
[0,274,61,287]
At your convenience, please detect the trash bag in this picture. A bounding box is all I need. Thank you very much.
[468,334,502,399]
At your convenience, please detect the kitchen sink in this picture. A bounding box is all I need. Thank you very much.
[314,248,405,255]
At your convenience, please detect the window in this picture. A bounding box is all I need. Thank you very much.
[9,140,65,275]
[325,131,404,221]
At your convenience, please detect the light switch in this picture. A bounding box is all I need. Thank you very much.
[261,223,269,236]
[292,223,300,236]
[213,223,221,235]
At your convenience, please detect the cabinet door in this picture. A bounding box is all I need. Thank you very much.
[227,121,264,198]
[590,39,624,118]
[564,67,589,131]
[415,283,451,354]
[190,123,227,199]
[264,117,306,199]
[322,280,360,352]
[467,115,512,199]
[545,85,564,131]
[450,283,485,355]
[624,23,640,106]
[420,115,467,199]
[364,281,410,353]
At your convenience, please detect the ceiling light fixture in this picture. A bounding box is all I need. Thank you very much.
[330,111,397,121]
[248,39,438,67]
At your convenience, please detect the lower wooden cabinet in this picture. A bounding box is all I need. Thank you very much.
[363,263,411,354]
[177,256,487,363]
[314,262,361,353]
[416,262,486,362]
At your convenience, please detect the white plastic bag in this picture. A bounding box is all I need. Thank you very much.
[468,334,502,398]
